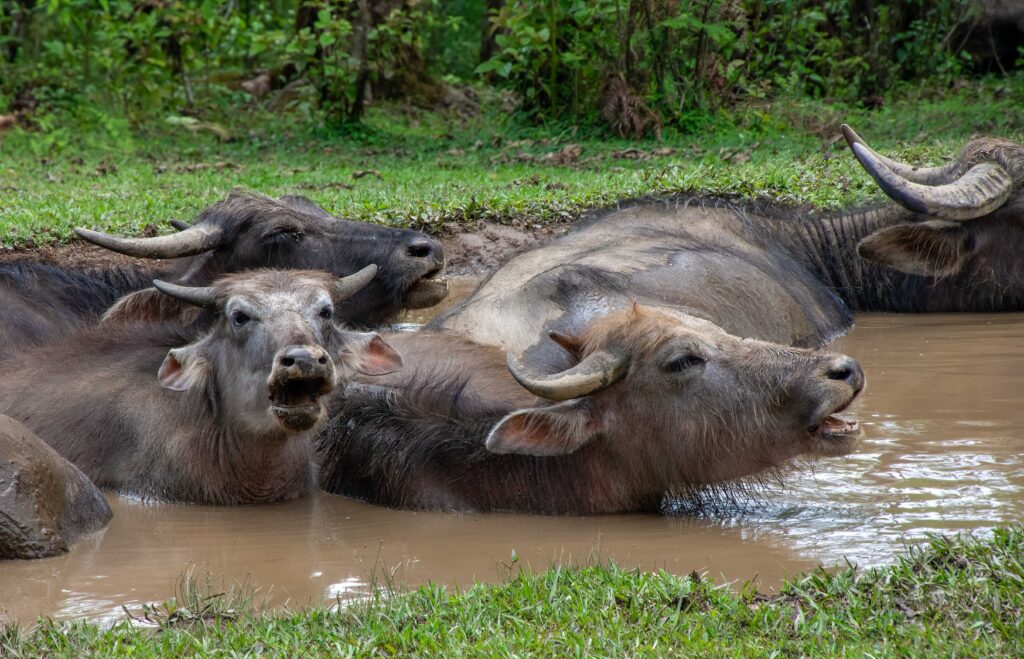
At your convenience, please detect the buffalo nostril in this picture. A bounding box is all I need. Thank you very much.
[827,365,853,381]
[826,356,864,389]
[406,240,433,259]
[317,355,328,365]
[280,356,295,367]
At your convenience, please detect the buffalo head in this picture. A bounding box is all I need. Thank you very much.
[153,267,402,435]
[844,125,1024,287]
[486,306,864,487]
[78,191,448,325]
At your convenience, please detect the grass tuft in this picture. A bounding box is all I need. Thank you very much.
[4,527,1024,655]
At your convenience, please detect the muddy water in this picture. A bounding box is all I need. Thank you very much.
[2,292,1024,623]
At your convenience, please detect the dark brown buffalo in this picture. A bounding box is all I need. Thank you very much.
[0,268,401,504]
[0,414,112,560]
[432,127,1024,369]
[318,306,864,514]
[0,191,446,359]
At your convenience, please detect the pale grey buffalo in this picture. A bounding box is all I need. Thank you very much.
[431,126,1024,370]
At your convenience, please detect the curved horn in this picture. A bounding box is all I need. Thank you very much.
[152,280,218,310]
[850,142,1013,221]
[841,124,962,185]
[168,219,191,231]
[507,349,628,401]
[332,264,378,301]
[75,223,224,259]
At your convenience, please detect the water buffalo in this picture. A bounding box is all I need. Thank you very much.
[0,268,402,504]
[0,191,446,359]
[432,126,1024,368]
[318,306,865,514]
[0,414,112,560]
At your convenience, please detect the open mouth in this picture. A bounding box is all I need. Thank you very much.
[268,376,333,431]
[807,398,862,456]
[404,267,450,309]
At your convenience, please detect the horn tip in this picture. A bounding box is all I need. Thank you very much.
[840,124,860,149]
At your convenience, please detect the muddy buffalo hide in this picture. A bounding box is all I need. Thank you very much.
[0,415,112,560]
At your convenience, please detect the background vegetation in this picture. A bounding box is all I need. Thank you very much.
[2,1,1022,248]
[0,0,1017,134]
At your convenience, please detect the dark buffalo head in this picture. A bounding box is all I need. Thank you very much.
[77,191,448,325]
[843,125,1024,294]
[153,267,402,435]
[486,306,865,487]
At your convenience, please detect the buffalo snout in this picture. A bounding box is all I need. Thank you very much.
[267,345,337,432]
[400,234,450,309]
[806,352,865,456]
[824,355,865,393]
[404,236,444,266]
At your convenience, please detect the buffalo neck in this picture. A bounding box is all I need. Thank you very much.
[172,377,315,505]
[320,383,658,514]
[772,205,999,313]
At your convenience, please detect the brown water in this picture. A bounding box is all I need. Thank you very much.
[3,293,1024,623]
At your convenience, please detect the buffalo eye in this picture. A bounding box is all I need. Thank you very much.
[231,311,252,327]
[664,355,705,373]
[319,306,333,321]
[265,228,303,244]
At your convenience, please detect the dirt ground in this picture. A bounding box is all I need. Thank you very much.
[0,222,563,278]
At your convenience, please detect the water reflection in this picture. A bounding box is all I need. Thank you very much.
[2,312,1023,623]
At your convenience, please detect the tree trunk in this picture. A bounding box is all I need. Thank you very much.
[479,0,504,64]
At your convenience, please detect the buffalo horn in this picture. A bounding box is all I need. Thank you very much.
[850,142,1013,221]
[841,124,961,185]
[152,280,218,309]
[74,223,225,259]
[507,348,628,401]
[332,264,378,301]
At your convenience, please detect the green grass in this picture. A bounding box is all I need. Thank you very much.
[4,527,1024,656]
[2,76,1023,249]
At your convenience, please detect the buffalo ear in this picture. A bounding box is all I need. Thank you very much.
[857,220,974,277]
[548,329,584,359]
[339,331,403,376]
[485,399,603,456]
[157,344,209,392]
[102,288,203,325]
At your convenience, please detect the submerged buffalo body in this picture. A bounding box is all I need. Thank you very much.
[0,192,446,359]
[318,306,864,514]
[0,268,401,504]
[0,414,112,560]
[433,127,1024,367]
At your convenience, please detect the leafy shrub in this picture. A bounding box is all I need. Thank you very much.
[477,0,979,136]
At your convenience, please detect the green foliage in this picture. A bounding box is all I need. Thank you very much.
[478,0,979,135]
[0,0,446,125]
[0,0,1006,135]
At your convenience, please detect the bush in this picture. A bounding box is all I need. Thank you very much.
[477,0,979,136]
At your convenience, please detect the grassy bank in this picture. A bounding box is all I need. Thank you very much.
[3,527,1023,655]
[2,77,1023,249]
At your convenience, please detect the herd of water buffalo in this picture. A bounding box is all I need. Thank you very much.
[2,124,1022,559]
